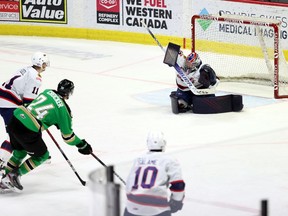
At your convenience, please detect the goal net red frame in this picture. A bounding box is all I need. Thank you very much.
[191,14,288,99]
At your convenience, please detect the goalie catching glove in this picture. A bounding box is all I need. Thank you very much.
[76,139,92,155]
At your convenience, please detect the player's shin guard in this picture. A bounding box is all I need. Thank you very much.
[18,151,50,175]
[192,94,243,114]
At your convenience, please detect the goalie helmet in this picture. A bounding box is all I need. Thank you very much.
[31,52,50,67]
[147,131,166,152]
[185,52,201,70]
[57,79,74,98]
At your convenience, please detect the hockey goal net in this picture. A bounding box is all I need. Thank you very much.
[191,14,288,99]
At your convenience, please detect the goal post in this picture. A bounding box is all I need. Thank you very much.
[191,14,288,99]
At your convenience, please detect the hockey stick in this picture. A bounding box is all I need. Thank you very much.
[46,129,86,186]
[90,152,126,185]
[141,21,216,95]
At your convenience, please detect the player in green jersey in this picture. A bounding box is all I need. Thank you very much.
[0,79,92,191]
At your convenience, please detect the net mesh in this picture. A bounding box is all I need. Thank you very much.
[192,14,288,98]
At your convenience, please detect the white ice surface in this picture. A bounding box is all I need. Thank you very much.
[0,36,288,216]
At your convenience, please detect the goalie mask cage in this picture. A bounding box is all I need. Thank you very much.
[191,14,288,99]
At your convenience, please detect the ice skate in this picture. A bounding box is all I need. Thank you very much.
[0,170,9,191]
[1,170,23,192]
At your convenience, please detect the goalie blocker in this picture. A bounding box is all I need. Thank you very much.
[164,42,243,114]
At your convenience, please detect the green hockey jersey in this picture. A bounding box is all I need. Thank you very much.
[13,89,82,146]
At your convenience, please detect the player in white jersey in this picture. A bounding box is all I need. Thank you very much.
[124,131,185,216]
[170,51,219,113]
[0,52,50,169]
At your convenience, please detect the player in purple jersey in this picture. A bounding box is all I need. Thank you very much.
[124,131,185,216]
[0,52,50,169]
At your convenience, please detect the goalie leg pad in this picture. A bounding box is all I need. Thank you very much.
[192,94,243,114]
[170,91,179,114]
[231,94,243,111]
[169,91,193,114]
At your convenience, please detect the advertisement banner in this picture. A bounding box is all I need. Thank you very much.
[0,1,19,21]
[96,0,120,25]
[123,0,171,30]
[19,0,67,24]
[95,0,183,35]
[190,0,288,49]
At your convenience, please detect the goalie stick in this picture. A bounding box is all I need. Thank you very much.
[141,21,216,95]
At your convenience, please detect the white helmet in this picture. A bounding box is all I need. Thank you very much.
[31,52,50,67]
[147,131,166,151]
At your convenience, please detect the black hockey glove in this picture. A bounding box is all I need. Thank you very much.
[76,139,92,155]
[169,199,183,213]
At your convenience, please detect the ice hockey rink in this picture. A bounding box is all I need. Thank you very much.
[0,35,288,216]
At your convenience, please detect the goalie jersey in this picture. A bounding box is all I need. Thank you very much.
[176,52,218,92]
[0,66,42,107]
[125,151,185,215]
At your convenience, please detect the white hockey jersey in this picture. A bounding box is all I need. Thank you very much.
[125,151,185,216]
[176,54,217,92]
[0,66,42,108]
[175,53,200,91]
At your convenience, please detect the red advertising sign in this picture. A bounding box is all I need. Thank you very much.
[0,1,19,21]
[96,0,120,25]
